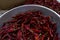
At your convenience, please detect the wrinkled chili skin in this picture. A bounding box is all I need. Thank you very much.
[24,0,60,15]
[0,11,58,40]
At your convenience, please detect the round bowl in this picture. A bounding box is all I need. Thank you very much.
[0,4,60,38]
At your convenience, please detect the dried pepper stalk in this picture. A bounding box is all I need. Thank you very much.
[0,11,58,40]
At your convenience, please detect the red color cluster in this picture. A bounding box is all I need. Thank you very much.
[25,0,60,14]
[0,11,58,40]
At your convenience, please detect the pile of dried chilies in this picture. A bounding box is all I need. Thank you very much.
[0,11,58,40]
[24,0,60,15]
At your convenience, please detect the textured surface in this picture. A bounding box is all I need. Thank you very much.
[0,0,25,10]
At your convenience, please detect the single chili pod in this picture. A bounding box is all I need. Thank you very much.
[17,30,22,40]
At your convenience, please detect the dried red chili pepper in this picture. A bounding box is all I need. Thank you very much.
[17,30,22,40]
[0,11,58,40]
[24,0,60,15]
[34,34,40,40]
